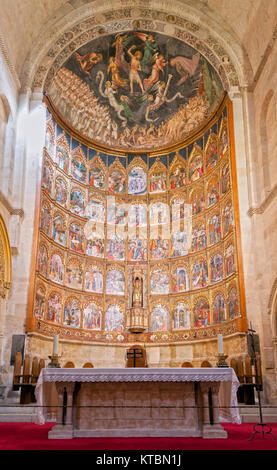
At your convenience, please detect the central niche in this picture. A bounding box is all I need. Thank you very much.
[49,30,224,151]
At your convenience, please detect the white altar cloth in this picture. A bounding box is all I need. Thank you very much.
[35,367,241,434]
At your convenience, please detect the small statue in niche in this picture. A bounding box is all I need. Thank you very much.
[132,276,143,307]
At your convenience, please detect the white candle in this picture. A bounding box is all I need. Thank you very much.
[218,334,224,354]
[53,334,59,355]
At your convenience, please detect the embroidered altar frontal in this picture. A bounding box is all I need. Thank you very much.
[35,367,240,439]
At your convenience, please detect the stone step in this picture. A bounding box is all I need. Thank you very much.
[239,405,277,423]
[0,405,37,422]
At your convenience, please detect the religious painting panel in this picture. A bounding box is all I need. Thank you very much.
[83,301,102,330]
[108,169,126,194]
[33,284,46,320]
[63,297,81,328]
[47,291,62,323]
[49,252,64,285]
[84,266,103,293]
[55,135,69,173]
[104,304,124,332]
[37,243,48,278]
[172,302,191,330]
[223,201,234,236]
[40,201,51,237]
[172,265,190,293]
[54,176,68,207]
[208,213,221,246]
[221,162,231,195]
[150,304,170,331]
[191,218,207,252]
[189,187,205,216]
[149,170,167,193]
[169,160,186,190]
[107,200,127,226]
[150,201,169,226]
[127,238,147,261]
[205,133,218,171]
[191,259,208,289]
[227,287,239,319]
[225,243,236,277]
[212,293,226,324]
[71,150,87,184]
[171,195,190,223]
[188,146,204,182]
[106,234,125,260]
[150,268,169,295]
[206,174,220,208]
[193,297,210,327]
[128,203,147,227]
[86,195,105,222]
[170,230,189,257]
[86,237,104,258]
[68,221,85,253]
[89,165,106,190]
[45,119,55,159]
[219,118,228,158]
[149,237,169,260]
[41,159,53,195]
[70,188,86,217]
[65,257,83,290]
[210,253,224,284]
[128,166,147,195]
[106,269,125,296]
[52,213,67,246]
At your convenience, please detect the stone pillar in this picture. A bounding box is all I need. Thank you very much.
[200,382,227,439]
[48,381,74,439]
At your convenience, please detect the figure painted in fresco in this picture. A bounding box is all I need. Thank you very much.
[150,237,169,259]
[34,286,46,319]
[225,244,235,277]
[193,298,210,327]
[108,170,126,194]
[70,189,85,217]
[52,215,66,246]
[169,53,200,86]
[210,254,224,283]
[228,288,239,319]
[71,157,86,183]
[38,245,48,277]
[86,197,105,222]
[149,172,167,193]
[63,299,81,328]
[213,294,226,323]
[68,223,85,253]
[190,189,205,216]
[172,266,189,293]
[106,269,125,295]
[127,46,145,94]
[76,51,103,75]
[128,167,147,195]
[83,303,102,330]
[171,230,188,257]
[173,303,191,329]
[42,162,52,194]
[128,238,147,261]
[219,125,228,157]
[189,154,204,182]
[207,177,220,207]
[171,198,189,222]
[47,293,62,323]
[86,238,104,257]
[170,164,186,189]
[54,178,67,206]
[107,202,127,225]
[150,305,170,331]
[222,163,231,194]
[105,305,124,332]
[192,260,208,289]
[89,166,105,190]
[45,129,55,158]
[128,204,147,227]
[55,142,69,173]
[191,222,207,252]
[206,137,218,171]
[107,235,125,260]
[150,269,169,295]
[209,214,221,245]
[84,267,103,292]
[143,53,168,89]
[223,203,234,235]
[41,204,51,236]
[65,259,83,290]
[150,202,169,225]
[49,253,64,285]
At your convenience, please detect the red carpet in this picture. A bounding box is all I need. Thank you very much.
[0,422,277,450]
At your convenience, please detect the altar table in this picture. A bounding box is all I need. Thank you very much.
[34,367,241,439]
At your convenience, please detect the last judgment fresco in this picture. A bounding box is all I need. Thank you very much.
[49,31,224,151]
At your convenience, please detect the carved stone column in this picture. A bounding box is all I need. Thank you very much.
[200,382,227,439]
[48,381,75,439]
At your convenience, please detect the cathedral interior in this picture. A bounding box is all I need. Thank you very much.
[0,0,277,407]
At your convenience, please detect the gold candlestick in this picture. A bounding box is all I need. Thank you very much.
[47,354,62,368]
[216,353,228,368]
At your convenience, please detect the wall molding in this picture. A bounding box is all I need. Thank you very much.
[0,191,24,219]
[247,182,277,217]
[0,32,21,91]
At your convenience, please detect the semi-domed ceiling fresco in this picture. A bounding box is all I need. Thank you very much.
[49,30,224,151]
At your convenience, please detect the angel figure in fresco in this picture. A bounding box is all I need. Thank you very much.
[133,33,158,69]
[75,52,103,75]
[112,34,131,73]
[143,53,168,89]
[107,56,127,89]
[96,72,127,123]
[127,45,145,94]
[169,52,200,86]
